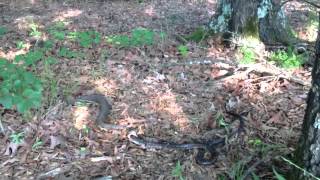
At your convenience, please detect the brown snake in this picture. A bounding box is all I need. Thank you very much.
[74,94,127,130]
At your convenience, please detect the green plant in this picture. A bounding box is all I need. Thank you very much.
[273,167,286,180]
[57,47,78,58]
[184,27,209,42]
[130,28,154,46]
[16,41,28,49]
[77,30,101,47]
[50,30,65,40]
[227,160,246,180]
[29,23,42,38]
[216,113,228,128]
[178,45,188,57]
[248,138,263,147]
[14,50,44,66]
[0,26,8,37]
[67,31,78,40]
[32,137,43,150]
[106,27,160,47]
[239,46,255,64]
[0,58,42,113]
[270,47,304,69]
[10,132,25,144]
[50,21,66,30]
[171,161,185,180]
[82,125,90,135]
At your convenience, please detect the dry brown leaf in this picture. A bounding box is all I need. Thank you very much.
[50,135,66,149]
[267,112,287,125]
[4,141,27,157]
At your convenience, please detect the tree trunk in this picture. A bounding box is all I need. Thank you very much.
[209,0,294,45]
[293,13,320,179]
[211,1,320,178]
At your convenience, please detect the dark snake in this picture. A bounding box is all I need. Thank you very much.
[128,111,245,165]
[73,94,245,165]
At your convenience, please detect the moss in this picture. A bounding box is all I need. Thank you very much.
[184,27,210,43]
[243,17,259,38]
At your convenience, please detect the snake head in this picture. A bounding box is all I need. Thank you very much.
[127,130,138,138]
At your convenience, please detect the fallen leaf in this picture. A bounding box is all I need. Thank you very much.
[50,135,66,149]
[4,141,26,157]
[267,112,287,125]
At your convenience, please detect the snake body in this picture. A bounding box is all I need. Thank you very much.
[128,111,245,165]
[75,94,127,130]
[72,94,245,165]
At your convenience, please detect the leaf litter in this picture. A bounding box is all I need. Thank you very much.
[0,0,314,179]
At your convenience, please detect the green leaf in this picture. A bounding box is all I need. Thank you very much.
[45,56,58,65]
[0,26,8,37]
[50,30,65,40]
[16,41,27,49]
[273,167,286,180]
[0,96,13,109]
[178,45,188,57]
[16,100,30,113]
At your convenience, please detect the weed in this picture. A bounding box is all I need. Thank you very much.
[171,161,185,180]
[58,47,79,58]
[239,46,256,64]
[227,160,246,180]
[39,40,54,51]
[10,132,25,144]
[51,21,66,30]
[106,27,162,47]
[67,31,78,40]
[177,45,188,57]
[273,167,286,180]
[14,50,44,66]
[184,27,209,42]
[270,47,304,69]
[248,138,263,147]
[77,30,101,48]
[0,58,42,113]
[130,28,154,46]
[216,113,228,128]
[50,30,66,40]
[16,41,28,49]
[82,125,90,135]
[0,26,8,37]
[29,23,42,38]
[32,137,43,150]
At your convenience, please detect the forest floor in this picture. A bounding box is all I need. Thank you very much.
[0,0,318,179]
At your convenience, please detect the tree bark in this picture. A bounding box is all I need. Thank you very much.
[293,12,320,179]
[209,0,294,45]
[211,1,320,178]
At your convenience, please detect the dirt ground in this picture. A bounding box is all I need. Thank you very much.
[0,0,316,179]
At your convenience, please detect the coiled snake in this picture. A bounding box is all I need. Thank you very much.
[73,94,245,165]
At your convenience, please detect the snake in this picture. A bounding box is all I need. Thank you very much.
[128,111,245,165]
[74,94,127,130]
[72,94,245,165]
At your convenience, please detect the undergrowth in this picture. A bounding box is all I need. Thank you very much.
[106,27,165,47]
[269,47,305,69]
